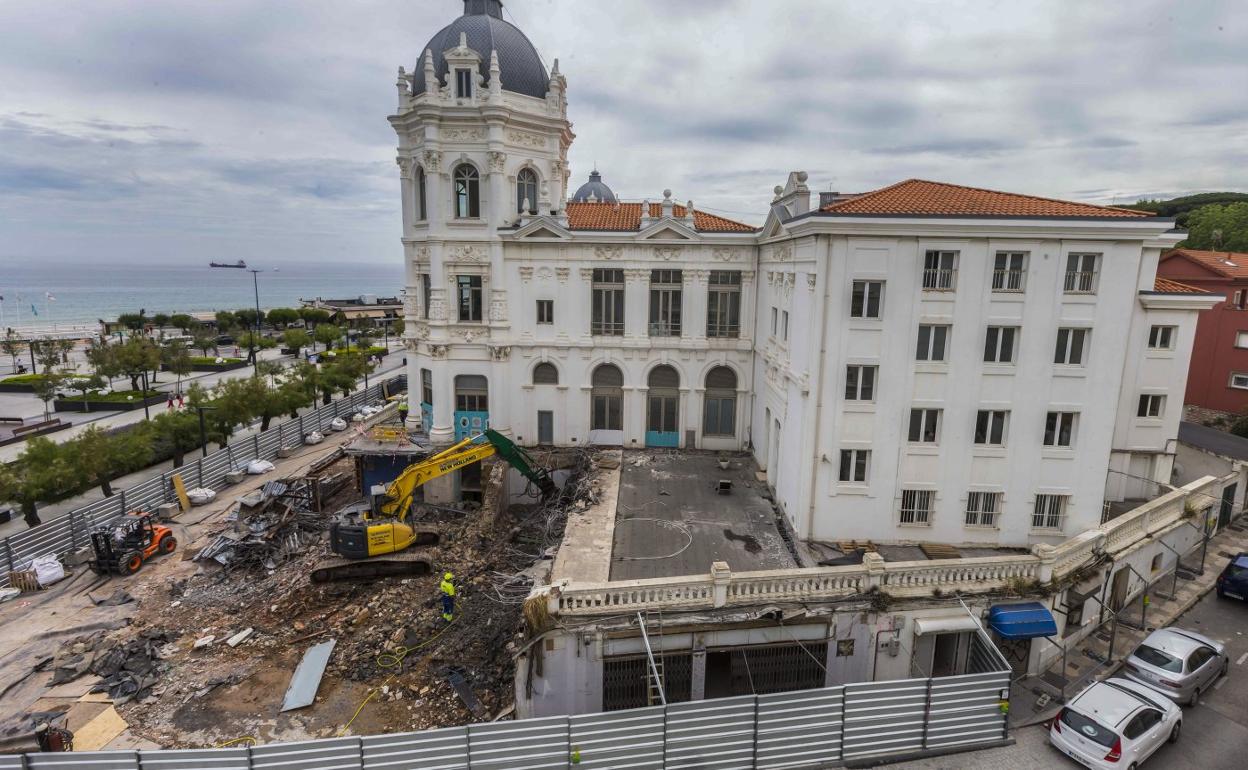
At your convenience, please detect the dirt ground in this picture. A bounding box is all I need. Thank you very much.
[0,424,596,751]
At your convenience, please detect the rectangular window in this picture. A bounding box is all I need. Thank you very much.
[420,273,431,320]
[916,324,949,362]
[1231,373,1248,390]
[1032,494,1068,531]
[1064,253,1100,293]
[1236,331,1248,349]
[900,489,934,525]
[706,270,741,338]
[974,410,1008,446]
[648,269,682,337]
[536,299,553,325]
[591,268,625,335]
[922,250,957,290]
[984,326,1018,363]
[908,408,941,443]
[1055,328,1088,365]
[1148,325,1175,350]
[965,492,1001,527]
[781,310,789,341]
[845,365,876,401]
[1234,290,1247,309]
[850,280,884,319]
[592,395,623,430]
[703,395,736,436]
[992,252,1027,292]
[456,275,483,322]
[1044,411,1077,447]
[770,307,778,336]
[1137,394,1165,418]
[421,368,433,406]
[455,69,472,98]
[838,449,870,483]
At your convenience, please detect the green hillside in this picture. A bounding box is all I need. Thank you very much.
[1125,192,1248,252]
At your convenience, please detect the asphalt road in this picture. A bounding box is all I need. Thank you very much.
[890,587,1248,769]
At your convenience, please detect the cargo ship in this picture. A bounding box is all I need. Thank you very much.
[209,260,247,269]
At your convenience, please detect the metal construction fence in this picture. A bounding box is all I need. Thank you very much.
[0,665,1010,770]
[0,375,406,589]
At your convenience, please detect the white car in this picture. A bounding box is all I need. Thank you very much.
[1049,677,1181,769]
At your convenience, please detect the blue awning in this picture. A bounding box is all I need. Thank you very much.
[988,602,1057,639]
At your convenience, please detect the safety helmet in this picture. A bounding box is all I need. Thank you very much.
[444,572,454,580]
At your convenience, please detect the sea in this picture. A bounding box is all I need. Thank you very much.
[0,258,404,331]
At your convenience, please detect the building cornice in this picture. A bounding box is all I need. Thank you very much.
[1137,292,1223,310]
[779,214,1180,241]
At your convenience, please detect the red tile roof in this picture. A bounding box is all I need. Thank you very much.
[1152,277,1209,294]
[819,179,1153,219]
[1162,248,1248,279]
[565,202,756,233]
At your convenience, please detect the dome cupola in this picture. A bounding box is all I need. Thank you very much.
[571,169,617,203]
[414,0,549,99]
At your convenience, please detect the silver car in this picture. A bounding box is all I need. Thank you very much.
[1123,627,1228,706]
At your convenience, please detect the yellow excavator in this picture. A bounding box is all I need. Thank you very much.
[311,429,557,582]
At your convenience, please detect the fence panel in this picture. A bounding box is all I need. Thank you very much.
[841,677,929,759]
[467,717,569,770]
[569,705,664,770]
[664,695,757,770]
[257,429,283,460]
[755,686,844,769]
[126,476,167,513]
[249,736,361,770]
[361,726,468,770]
[924,671,1009,751]
[27,751,140,770]
[0,756,23,770]
[228,438,258,469]
[140,747,251,770]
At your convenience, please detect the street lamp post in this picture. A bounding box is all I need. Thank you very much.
[248,268,263,374]
[140,369,151,420]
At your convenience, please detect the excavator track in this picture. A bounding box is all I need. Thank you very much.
[310,550,433,583]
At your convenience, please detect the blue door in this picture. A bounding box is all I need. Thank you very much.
[420,401,433,433]
[646,393,679,447]
[454,410,489,441]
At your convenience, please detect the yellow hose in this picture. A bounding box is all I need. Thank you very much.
[215,736,258,747]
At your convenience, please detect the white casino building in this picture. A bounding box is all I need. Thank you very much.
[395,0,1217,547]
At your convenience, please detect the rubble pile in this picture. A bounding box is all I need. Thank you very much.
[49,629,177,704]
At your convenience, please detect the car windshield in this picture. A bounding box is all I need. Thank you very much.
[1228,562,1248,580]
[1060,708,1117,748]
[1134,644,1183,672]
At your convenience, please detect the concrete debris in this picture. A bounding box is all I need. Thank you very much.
[195,475,337,571]
[47,629,178,705]
[281,639,336,712]
[443,666,487,718]
[193,636,215,650]
[226,628,254,647]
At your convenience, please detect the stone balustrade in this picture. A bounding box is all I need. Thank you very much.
[545,475,1228,617]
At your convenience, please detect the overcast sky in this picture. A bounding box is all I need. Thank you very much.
[1,0,1245,265]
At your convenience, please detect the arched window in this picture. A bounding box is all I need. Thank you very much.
[703,366,737,437]
[591,364,623,431]
[646,365,680,444]
[533,362,559,385]
[416,166,427,221]
[517,168,538,215]
[453,164,480,218]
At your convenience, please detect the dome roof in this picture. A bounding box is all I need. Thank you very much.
[415,1,549,100]
[571,170,617,203]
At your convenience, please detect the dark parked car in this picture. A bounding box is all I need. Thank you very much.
[215,334,235,345]
[1216,552,1248,602]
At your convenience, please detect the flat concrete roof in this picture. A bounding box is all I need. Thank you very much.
[609,452,795,581]
[1180,420,1248,462]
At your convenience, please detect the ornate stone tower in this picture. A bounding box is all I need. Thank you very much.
[392,0,574,446]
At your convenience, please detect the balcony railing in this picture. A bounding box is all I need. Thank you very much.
[991,269,1025,292]
[648,321,681,337]
[921,268,957,291]
[1064,270,1098,294]
[591,321,625,336]
[706,322,740,338]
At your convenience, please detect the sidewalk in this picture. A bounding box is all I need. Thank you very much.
[1009,514,1248,727]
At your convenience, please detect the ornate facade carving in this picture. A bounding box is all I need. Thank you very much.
[402,294,419,318]
[594,245,623,261]
[396,157,412,179]
[442,127,484,142]
[455,328,483,343]
[446,243,487,263]
[426,344,448,359]
[507,129,546,149]
[712,247,741,262]
[412,244,430,263]
[422,149,442,173]
[741,270,756,285]
[774,244,793,262]
[489,345,512,362]
[487,150,507,173]
[537,266,554,281]
[687,269,710,283]
[427,292,448,322]
[489,293,508,322]
[555,267,570,283]
[623,268,648,282]
[403,337,419,353]
[654,246,682,262]
[579,267,596,282]
[806,273,817,290]
[518,266,534,283]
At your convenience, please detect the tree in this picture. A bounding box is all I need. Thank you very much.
[234,308,262,329]
[32,340,62,374]
[54,338,75,365]
[87,341,121,388]
[188,383,250,444]
[67,425,152,497]
[63,374,105,413]
[298,307,331,329]
[0,437,78,527]
[214,310,237,330]
[282,328,311,356]
[1,329,23,373]
[237,331,277,350]
[30,372,66,421]
[151,313,172,331]
[170,313,195,334]
[267,307,300,328]
[1182,202,1248,253]
[313,323,342,352]
[162,341,193,392]
[113,337,161,391]
[193,334,219,357]
[117,312,147,332]
[149,410,203,468]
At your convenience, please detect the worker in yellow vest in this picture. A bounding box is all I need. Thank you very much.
[440,572,456,622]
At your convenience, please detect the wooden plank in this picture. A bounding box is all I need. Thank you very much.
[70,705,128,751]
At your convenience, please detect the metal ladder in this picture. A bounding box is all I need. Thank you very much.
[638,610,667,706]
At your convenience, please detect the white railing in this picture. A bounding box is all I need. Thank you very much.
[548,475,1229,617]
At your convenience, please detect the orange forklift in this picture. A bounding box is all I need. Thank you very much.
[88,512,177,576]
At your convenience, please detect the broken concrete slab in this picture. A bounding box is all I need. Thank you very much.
[192,635,215,650]
[226,628,254,647]
[280,639,336,712]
